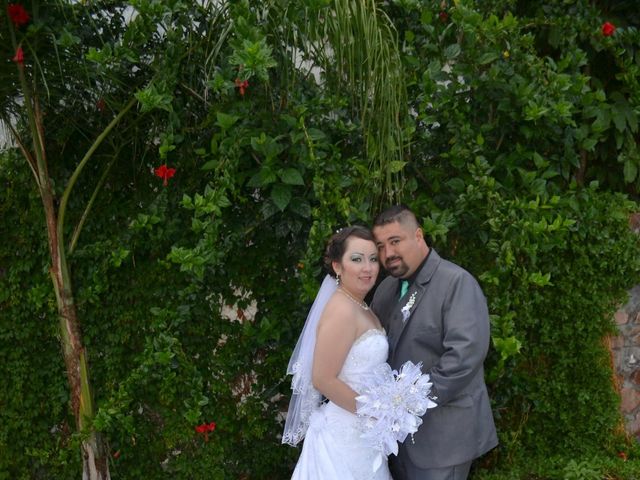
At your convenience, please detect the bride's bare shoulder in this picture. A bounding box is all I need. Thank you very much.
[317,293,359,333]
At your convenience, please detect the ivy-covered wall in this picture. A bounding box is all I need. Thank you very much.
[612,284,640,438]
[1,1,640,479]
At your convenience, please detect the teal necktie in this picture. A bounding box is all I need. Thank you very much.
[399,280,409,300]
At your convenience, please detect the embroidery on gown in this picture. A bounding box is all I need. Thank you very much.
[353,328,385,347]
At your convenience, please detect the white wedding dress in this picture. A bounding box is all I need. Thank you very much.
[291,328,392,480]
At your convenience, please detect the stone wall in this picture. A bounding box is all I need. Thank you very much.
[611,284,640,439]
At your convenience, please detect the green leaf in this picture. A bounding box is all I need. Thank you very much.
[271,184,291,211]
[581,137,598,151]
[626,109,638,133]
[389,161,406,173]
[307,128,327,141]
[250,132,284,159]
[612,109,626,132]
[529,271,552,287]
[289,199,311,218]
[201,160,218,171]
[110,249,130,267]
[420,9,433,24]
[532,152,547,168]
[229,38,277,81]
[427,60,443,79]
[247,168,277,187]
[478,52,499,65]
[444,44,461,60]
[181,194,194,209]
[446,178,465,192]
[493,336,522,360]
[216,112,240,130]
[591,110,611,133]
[279,168,304,185]
[85,44,113,64]
[623,159,638,183]
[135,84,173,113]
[57,30,81,47]
[216,192,232,209]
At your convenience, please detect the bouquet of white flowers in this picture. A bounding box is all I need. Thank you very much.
[356,360,437,471]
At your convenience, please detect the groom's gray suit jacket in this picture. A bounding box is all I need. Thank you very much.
[371,249,498,469]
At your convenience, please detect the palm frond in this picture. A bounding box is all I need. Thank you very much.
[300,0,407,203]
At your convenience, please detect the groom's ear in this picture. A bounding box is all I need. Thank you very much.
[415,228,424,242]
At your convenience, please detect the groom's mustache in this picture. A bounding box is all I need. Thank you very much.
[385,256,402,267]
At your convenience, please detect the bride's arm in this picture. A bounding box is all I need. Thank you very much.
[311,296,359,413]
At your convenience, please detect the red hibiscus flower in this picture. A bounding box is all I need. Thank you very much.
[235,78,249,96]
[7,3,30,28]
[195,421,216,442]
[438,11,449,23]
[602,21,616,37]
[12,46,24,64]
[154,164,176,186]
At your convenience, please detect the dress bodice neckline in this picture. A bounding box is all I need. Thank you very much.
[353,328,386,347]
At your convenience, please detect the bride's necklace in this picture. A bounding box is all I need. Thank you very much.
[338,287,369,311]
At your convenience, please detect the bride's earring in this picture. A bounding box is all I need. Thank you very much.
[335,274,341,286]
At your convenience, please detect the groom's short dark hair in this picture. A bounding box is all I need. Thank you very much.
[373,204,418,229]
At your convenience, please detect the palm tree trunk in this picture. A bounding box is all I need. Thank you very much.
[41,184,110,480]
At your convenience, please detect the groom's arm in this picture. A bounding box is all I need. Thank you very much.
[428,268,490,406]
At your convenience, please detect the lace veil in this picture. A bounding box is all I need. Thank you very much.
[282,274,336,446]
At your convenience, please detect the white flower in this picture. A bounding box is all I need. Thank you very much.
[401,291,417,321]
[356,361,437,472]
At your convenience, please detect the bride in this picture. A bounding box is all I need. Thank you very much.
[282,226,392,479]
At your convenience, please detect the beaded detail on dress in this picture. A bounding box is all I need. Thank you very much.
[339,329,388,393]
[353,328,385,346]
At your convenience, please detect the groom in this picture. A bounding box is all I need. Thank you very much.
[371,205,498,480]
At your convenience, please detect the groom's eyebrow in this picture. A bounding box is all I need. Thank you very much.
[378,235,400,244]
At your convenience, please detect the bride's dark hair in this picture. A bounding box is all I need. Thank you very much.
[323,225,375,277]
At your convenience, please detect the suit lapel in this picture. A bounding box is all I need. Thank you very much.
[389,250,442,355]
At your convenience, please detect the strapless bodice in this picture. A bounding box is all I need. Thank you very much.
[338,329,388,393]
